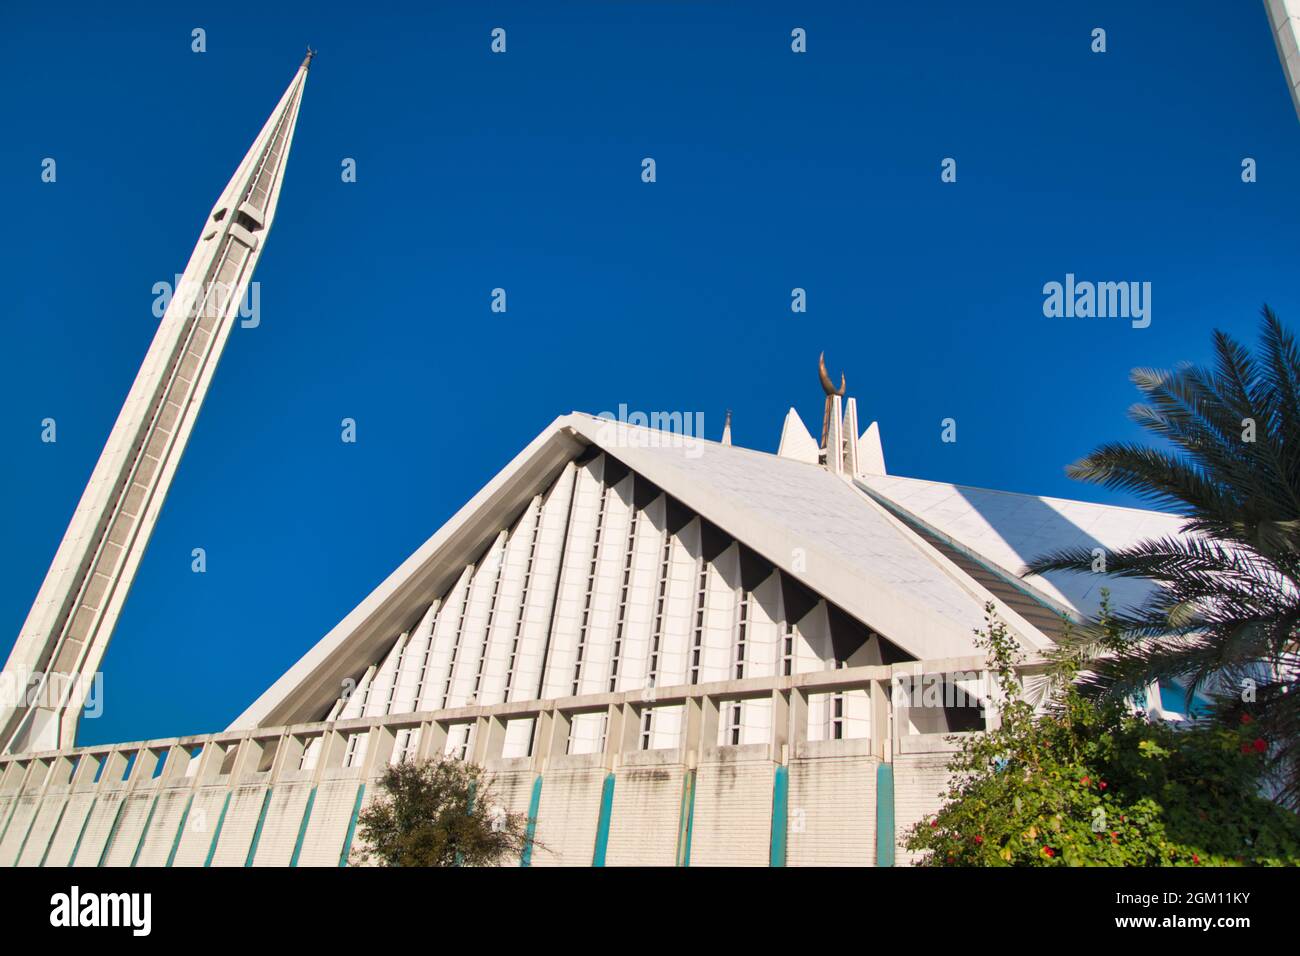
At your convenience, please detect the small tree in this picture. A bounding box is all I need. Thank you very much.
[904,603,1300,866]
[352,757,538,867]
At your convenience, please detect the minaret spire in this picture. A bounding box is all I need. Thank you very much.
[0,56,312,753]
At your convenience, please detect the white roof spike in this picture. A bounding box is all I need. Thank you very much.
[777,408,819,464]
[824,395,845,476]
[859,421,886,476]
[721,409,732,446]
[842,397,860,476]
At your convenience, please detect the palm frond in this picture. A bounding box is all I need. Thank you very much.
[1029,307,1300,806]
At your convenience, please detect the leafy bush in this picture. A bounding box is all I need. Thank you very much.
[904,605,1300,866]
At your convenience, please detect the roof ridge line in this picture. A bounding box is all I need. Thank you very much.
[864,472,1187,521]
[844,481,1059,652]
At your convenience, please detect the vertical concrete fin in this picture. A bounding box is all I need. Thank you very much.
[842,397,860,476]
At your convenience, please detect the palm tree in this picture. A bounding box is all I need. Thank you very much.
[1024,307,1300,805]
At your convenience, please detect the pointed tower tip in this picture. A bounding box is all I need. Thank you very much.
[302,47,317,71]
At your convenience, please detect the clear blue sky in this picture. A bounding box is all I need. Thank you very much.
[2,1,1298,746]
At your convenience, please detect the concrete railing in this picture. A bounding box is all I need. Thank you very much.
[0,656,1047,867]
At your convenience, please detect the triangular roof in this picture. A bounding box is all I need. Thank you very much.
[859,473,1188,618]
[231,414,1165,731]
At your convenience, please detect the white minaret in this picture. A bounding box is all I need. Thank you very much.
[1265,0,1300,122]
[0,54,313,753]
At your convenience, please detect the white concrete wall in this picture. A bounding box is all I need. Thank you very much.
[16,795,68,866]
[71,790,126,866]
[132,788,192,866]
[605,752,684,866]
[689,747,773,867]
[101,792,154,866]
[170,788,229,866]
[250,782,313,866]
[40,792,94,867]
[0,794,40,865]
[531,759,606,867]
[894,745,958,866]
[787,741,876,866]
[295,780,363,867]
[207,786,267,867]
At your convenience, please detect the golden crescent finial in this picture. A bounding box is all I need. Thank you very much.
[818,352,846,396]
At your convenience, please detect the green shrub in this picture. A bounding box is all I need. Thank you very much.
[905,605,1300,866]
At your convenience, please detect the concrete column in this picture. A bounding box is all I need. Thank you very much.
[159,744,191,782]
[601,704,623,769]
[98,750,129,788]
[982,669,1001,731]
[680,697,700,768]
[870,679,891,762]
[699,696,720,753]
[279,735,309,776]
[316,729,347,771]
[64,752,94,790]
[360,725,393,780]
[127,747,163,787]
[548,709,572,763]
[266,732,296,780]
[770,689,790,763]
[227,736,263,780]
[418,719,450,762]
[787,687,808,756]
[471,714,506,764]
[891,673,909,742]
[48,755,71,787]
[529,710,555,771]
[618,702,641,756]
[194,739,232,784]
[0,759,32,794]
[21,756,53,798]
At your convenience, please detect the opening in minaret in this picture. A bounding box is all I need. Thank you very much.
[234,209,262,233]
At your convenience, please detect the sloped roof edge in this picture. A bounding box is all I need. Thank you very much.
[229,416,587,730]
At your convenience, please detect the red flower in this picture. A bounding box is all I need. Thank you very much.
[1080,775,1091,786]
[1192,854,1201,865]
[1240,713,1253,725]
[1042,846,1055,858]
[1242,743,1253,754]
[973,835,984,845]
[1253,738,1267,753]
[930,819,939,828]
[1099,780,1107,790]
